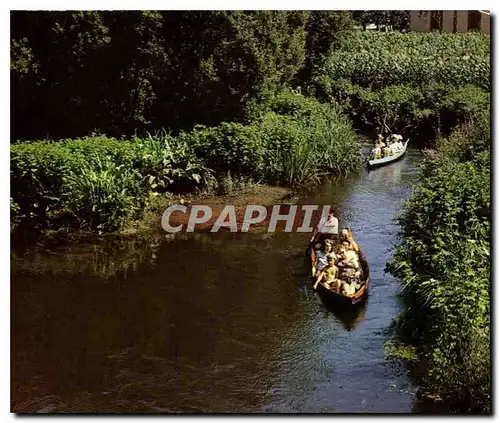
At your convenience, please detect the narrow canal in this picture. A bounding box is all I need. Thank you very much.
[12,142,431,413]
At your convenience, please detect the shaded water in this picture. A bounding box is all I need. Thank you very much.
[12,143,430,413]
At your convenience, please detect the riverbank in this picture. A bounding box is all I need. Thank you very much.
[386,114,491,412]
[132,184,295,233]
[11,91,360,237]
[11,184,294,253]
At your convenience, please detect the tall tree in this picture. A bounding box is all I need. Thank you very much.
[11,11,312,140]
[297,11,354,89]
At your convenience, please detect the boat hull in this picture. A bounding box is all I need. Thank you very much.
[316,278,368,308]
[367,140,409,168]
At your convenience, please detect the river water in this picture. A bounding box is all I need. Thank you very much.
[12,143,434,413]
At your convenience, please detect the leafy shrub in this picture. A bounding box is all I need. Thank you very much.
[319,78,490,145]
[10,134,212,232]
[133,130,214,193]
[245,90,360,185]
[63,156,144,233]
[187,90,361,187]
[258,109,359,186]
[387,118,491,412]
[248,87,344,120]
[11,141,74,218]
[181,122,265,179]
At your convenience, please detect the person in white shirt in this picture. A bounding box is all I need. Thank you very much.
[388,134,403,153]
[310,213,338,246]
[393,134,404,150]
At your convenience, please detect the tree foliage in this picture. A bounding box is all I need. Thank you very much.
[317,31,490,145]
[10,11,354,141]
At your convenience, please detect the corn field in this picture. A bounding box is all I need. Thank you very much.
[323,32,490,90]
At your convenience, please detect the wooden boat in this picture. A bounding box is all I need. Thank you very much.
[366,139,409,168]
[308,244,369,307]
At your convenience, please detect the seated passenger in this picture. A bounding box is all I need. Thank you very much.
[313,255,339,290]
[339,228,360,253]
[338,247,360,270]
[391,134,404,151]
[337,247,362,296]
[370,146,381,160]
[396,136,404,150]
[342,280,357,296]
[314,240,336,277]
[375,134,386,149]
[389,142,400,155]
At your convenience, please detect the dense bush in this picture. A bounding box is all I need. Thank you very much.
[387,117,491,412]
[181,122,265,179]
[11,11,356,141]
[319,79,490,143]
[10,135,212,232]
[178,90,361,187]
[198,90,361,186]
[322,31,490,90]
[63,157,145,232]
[132,131,213,193]
[257,105,360,185]
[10,93,361,232]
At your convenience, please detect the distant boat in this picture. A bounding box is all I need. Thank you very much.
[366,139,409,168]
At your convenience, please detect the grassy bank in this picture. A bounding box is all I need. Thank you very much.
[317,31,490,146]
[386,110,491,412]
[11,91,360,235]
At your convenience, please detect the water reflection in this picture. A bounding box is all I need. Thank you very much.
[319,298,368,332]
[11,144,427,413]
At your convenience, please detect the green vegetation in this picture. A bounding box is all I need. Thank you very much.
[10,135,211,232]
[387,110,491,412]
[10,11,492,412]
[317,31,490,144]
[322,32,490,89]
[383,340,417,362]
[11,91,359,232]
[11,10,352,140]
[11,11,361,233]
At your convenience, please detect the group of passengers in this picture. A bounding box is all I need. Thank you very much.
[310,215,363,296]
[370,134,404,160]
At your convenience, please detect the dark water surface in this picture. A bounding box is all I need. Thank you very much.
[12,143,430,413]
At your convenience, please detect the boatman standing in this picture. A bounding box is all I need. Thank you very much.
[309,213,338,247]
